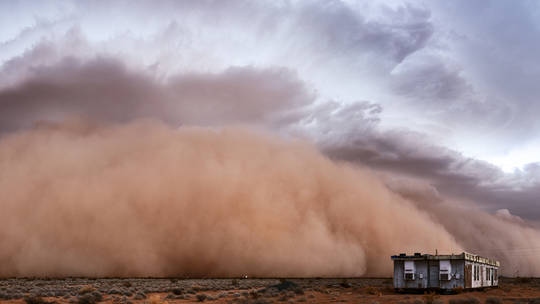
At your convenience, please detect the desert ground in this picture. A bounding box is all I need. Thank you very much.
[0,277,539,304]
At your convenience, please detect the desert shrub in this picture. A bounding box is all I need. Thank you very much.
[272,280,298,292]
[452,286,464,294]
[191,284,204,292]
[77,293,98,304]
[196,293,207,302]
[77,291,102,304]
[485,297,502,304]
[133,292,147,300]
[24,295,49,304]
[122,282,132,288]
[232,279,239,287]
[516,277,532,284]
[170,287,183,295]
[423,292,439,304]
[251,299,271,304]
[249,290,259,299]
[449,297,480,304]
[340,279,352,288]
[78,286,96,295]
[278,293,289,302]
[365,286,379,295]
[293,287,304,295]
[108,288,122,295]
[165,293,179,300]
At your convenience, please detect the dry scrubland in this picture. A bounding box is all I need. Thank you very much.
[0,277,539,304]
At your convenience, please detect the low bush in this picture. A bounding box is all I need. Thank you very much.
[365,286,379,295]
[449,297,480,304]
[516,277,532,284]
[485,297,502,304]
[423,292,439,304]
[196,293,207,302]
[77,291,102,304]
[170,287,183,295]
[78,286,96,295]
[23,295,49,304]
[340,279,352,288]
[133,292,146,300]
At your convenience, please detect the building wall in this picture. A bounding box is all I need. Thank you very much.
[439,259,465,290]
[393,260,429,289]
[393,255,499,290]
[467,261,499,288]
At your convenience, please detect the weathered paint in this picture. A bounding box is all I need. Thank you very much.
[391,252,499,291]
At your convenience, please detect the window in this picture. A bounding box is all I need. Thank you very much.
[404,261,415,280]
[486,268,490,280]
[439,260,451,281]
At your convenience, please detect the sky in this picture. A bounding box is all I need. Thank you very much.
[0,0,539,265]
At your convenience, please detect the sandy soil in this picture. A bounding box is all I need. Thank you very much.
[0,277,539,304]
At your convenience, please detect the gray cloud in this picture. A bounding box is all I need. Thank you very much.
[294,1,433,64]
[0,57,312,133]
[4,53,535,223]
[308,102,540,221]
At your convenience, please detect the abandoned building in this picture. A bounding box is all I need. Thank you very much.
[391,252,500,291]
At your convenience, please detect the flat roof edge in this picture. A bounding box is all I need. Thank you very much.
[391,252,500,267]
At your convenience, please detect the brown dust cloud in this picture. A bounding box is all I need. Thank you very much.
[0,120,539,278]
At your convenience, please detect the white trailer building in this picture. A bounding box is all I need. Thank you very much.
[391,252,499,292]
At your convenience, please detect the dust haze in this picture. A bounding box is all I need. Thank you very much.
[0,120,462,278]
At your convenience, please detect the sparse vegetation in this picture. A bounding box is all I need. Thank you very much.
[0,277,539,304]
[340,278,352,288]
[449,297,480,304]
[78,285,96,295]
[195,293,207,302]
[423,292,439,304]
[77,291,102,304]
[24,295,50,304]
[133,292,147,300]
[452,286,465,294]
[516,277,532,284]
[485,297,502,304]
[364,286,380,295]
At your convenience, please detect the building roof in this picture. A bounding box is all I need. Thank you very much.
[390,252,500,267]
